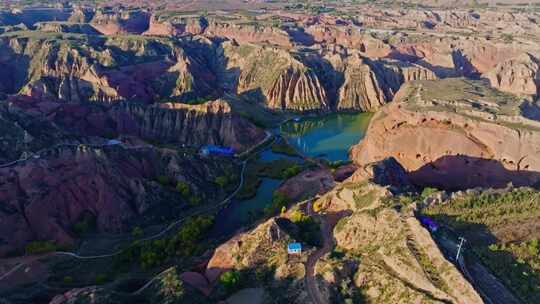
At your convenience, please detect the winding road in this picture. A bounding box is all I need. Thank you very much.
[304,200,334,304]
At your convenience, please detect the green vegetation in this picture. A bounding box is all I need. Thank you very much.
[72,212,96,235]
[271,140,300,157]
[25,240,57,254]
[236,158,306,200]
[131,226,144,238]
[422,188,540,303]
[188,195,202,206]
[175,181,191,197]
[326,160,353,169]
[420,187,439,199]
[264,191,291,217]
[62,276,74,285]
[256,159,304,180]
[214,174,239,191]
[157,175,173,186]
[156,269,185,304]
[115,215,214,270]
[502,33,514,43]
[95,274,108,285]
[219,270,242,293]
[289,210,322,247]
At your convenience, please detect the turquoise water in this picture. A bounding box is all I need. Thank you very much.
[212,113,372,236]
[280,113,372,161]
[210,178,282,236]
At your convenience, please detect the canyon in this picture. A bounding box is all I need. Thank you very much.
[1,1,540,304]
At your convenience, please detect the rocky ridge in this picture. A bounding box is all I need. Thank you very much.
[351,78,540,190]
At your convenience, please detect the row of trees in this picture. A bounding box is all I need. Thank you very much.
[115,215,215,270]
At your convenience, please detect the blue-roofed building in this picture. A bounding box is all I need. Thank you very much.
[287,242,302,255]
[419,216,439,232]
[106,139,122,146]
[200,145,235,157]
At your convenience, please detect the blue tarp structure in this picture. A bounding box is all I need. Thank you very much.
[201,145,235,156]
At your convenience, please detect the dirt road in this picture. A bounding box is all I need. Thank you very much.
[304,201,334,304]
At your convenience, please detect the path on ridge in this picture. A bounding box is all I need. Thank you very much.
[304,201,334,304]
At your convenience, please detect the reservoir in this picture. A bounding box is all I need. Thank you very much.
[280,113,372,161]
[212,113,372,236]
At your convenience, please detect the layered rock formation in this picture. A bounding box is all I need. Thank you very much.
[90,9,150,35]
[0,145,234,256]
[221,42,328,111]
[331,199,483,303]
[0,34,219,104]
[109,100,267,151]
[483,53,540,96]
[352,78,540,190]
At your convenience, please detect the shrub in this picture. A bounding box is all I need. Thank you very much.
[282,164,302,179]
[26,240,57,254]
[95,274,107,285]
[264,191,290,217]
[176,181,191,197]
[157,175,172,186]
[219,271,241,292]
[158,270,184,304]
[188,195,202,206]
[62,276,74,284]
[421,187,439,199]
[215,176,229,188]
[131,226,144,238]
[290,210,322,247]
[72,212,96,235]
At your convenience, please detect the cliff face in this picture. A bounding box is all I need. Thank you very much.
[0,35,218,104]
[221,43,328,111]
[7,96,266,153]
[351,78,540,190]
[334,55,437,111]
[109,100,267,151]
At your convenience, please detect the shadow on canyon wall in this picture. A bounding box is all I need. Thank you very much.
[408,155,540,191]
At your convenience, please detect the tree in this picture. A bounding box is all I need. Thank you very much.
[176,181,191,197]
[188,195,202,206]
[132,226,143,238]
[158,269,184,304]
[219,271,241,292]
[215,176,229,188]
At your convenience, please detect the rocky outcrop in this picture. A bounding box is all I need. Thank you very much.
[142,15,207,36]
[0,35,218,104]
[34,22,100,35]
[351,78,540,190]
[205,19,292,47]
[333,206,483,304]
[348,157,414,192]
[221,43,328,111]
[335,55,436,111]
[483,53,540,96]
[206,217,302,283]
[90,9,150,35]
